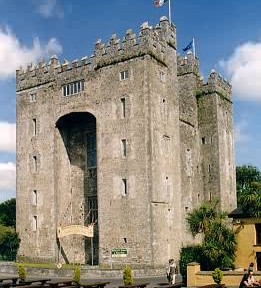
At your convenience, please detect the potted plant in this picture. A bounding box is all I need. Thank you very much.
[212,268,224,287]
[73,266,81,284]
[17,264,27,282]
[123,266,134,286]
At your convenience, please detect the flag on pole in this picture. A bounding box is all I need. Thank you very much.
[182,40,193,52]
[154,0,168,7]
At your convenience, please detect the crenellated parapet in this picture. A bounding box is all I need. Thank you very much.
[201,69,232,102]
[16,16,176,91]
[177,52,200,77]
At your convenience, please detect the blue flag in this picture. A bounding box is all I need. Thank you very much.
[182,40,193,52]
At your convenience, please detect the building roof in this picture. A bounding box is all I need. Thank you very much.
[228,207,252,219]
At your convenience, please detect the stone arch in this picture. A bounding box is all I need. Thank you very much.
[55,112,99,265]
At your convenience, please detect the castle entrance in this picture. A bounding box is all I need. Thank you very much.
[56,112,98,265]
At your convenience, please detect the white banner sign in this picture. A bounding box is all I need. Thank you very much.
[57,224,94,238]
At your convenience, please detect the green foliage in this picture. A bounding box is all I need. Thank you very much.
[179,245,203,277]
[238,182,261,217]
[72,266,81,284]
[17,264,26,281]
[186,201,218,237]
[236,165,261,217]
[212,268,223,284]
[202,220,236,270]
[123,265,134,286]
[185,202,236,271]
[236,165,261,190]
[0,224,20,260]
[0,198,16,227]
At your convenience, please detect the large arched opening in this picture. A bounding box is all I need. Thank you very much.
[55,112,98,265]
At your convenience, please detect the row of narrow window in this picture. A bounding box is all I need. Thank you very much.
[28,69,168,102]
[29,71,128,101]
[31,138,127,172]
[63,80,84,97]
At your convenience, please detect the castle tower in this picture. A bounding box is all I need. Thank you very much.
[16,17,236,268]
[16,17,184,267]
[197,70,236,212]
[177,53,204,244]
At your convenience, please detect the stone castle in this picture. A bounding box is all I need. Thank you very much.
[16,16,236,268]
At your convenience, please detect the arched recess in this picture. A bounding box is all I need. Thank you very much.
[55,112,98,265]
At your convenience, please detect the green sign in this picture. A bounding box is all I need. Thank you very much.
[111,248,127,257]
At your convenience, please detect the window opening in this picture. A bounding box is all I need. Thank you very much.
[62,80,84,97]
[120,70,129,80]
[121,139,127,157]
[121,98,126,118]
[122,179,127,196]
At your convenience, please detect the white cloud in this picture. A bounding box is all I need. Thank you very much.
[0,26,62,79]
[219,42,261,101]
[234,119,250,145]
[0,122,16,152]
[37,0,64,18]
[0,162,16,192]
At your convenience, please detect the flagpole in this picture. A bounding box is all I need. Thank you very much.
[168,0,171,24]
[192,37,196,58]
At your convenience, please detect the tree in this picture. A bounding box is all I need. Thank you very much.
[238,182,261,217]
[185,202,237,270]
[186,201,218,237]
[236,165,261,217]
[236,165,261,190]
[0,224,20,260]
[0,198,16,227]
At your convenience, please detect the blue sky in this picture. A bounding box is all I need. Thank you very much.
[0,0,261,202]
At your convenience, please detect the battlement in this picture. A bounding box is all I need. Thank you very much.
[177,52,200,77]
[16,17,176,91]
[201,69,232,102]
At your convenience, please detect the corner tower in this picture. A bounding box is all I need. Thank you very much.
[197,70,236,212]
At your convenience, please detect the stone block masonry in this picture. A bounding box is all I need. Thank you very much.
[16,16,236,269]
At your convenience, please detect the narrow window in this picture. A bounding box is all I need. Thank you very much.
[30,93,36,102]
[202,137,206,145]
[33,216,37,231]
[208,164,211,173]
[33,118,37,136]
[33,190,37,205]
[122,178,127,196]
[70,83,73,95]
[73,82,77,94]
[123,238,127,243]
[121,139,127,157]
[120,70,129,80]
[121,98,126,118]
[63,86,66,96]
[77,81,81,92]
[257,252,261,271]
[33,156,37,172]
[256,224,261,245]
[160,71,165,82]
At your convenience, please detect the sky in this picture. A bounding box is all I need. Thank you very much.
[0,0,261,202]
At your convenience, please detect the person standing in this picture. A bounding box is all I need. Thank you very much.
[166,258,177,284]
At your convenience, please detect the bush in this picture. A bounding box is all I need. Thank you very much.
[123,266,134,285]
[212,268,223,284]
[0,224,20,260]
[72,266,81,284]
[17,264,26,281]
[179,245,203,277]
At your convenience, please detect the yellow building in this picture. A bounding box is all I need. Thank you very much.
[229,207,261,271]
